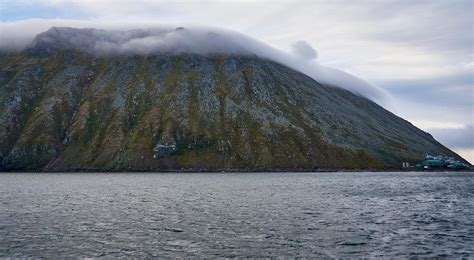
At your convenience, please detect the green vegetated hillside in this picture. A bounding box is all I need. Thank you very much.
[0,30,465,171]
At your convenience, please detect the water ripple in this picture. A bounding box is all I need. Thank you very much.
[0,172,472,257]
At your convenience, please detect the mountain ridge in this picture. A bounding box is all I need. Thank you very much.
[0,28,467,171]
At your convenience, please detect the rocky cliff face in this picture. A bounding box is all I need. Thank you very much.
[0,29,465,171]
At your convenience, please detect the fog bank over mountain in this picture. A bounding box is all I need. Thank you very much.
[1,25,391,106]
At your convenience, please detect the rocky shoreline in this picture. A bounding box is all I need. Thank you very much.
[2,167,472,173]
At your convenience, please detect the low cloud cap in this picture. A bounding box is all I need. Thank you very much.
[2,25,391,106]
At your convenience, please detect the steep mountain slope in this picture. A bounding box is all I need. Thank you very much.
[0,29,465,171]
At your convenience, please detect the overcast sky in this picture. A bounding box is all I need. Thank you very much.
[1,0,473,163]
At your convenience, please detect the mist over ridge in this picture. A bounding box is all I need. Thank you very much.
[3,25,390,106]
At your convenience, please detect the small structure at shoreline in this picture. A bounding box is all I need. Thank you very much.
[416,155,469,170]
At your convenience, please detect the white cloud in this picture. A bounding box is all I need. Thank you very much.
[3,1,471,82]
[291,40,318,60]
[0,24,391,106]
[411,120,466,130]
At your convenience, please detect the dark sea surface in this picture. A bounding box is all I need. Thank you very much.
[0,172,473,258]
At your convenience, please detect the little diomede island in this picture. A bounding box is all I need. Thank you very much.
[0,27,467,171]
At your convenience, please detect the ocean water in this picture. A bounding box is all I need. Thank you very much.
[0,172,472,258]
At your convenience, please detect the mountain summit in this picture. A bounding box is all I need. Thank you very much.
[0,28,466,171]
